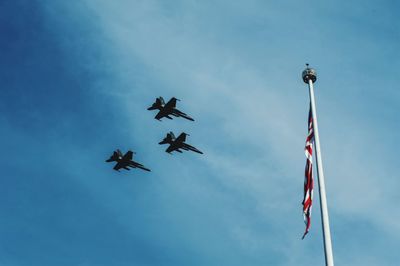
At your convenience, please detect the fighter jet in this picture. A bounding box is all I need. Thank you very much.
[147,97,194,121]
[106,149,151,172]
[159,132,203,154]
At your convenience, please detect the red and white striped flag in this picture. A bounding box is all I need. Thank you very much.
[302,106,314,239]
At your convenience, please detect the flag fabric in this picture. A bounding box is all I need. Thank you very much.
[302,106,314,239]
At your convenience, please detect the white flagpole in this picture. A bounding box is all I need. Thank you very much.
[302,65,334,266]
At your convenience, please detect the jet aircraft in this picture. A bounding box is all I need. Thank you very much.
[147,97,194,121]
[106,149,151,172]
[159,132,203,154]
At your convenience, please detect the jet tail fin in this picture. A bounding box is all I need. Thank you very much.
[159,132,176,145]
[147,97,165,111]
[106,151,120,162]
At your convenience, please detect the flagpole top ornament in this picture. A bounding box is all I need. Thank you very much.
[302,63,317,83]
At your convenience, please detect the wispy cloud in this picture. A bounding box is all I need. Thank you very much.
[74,0,400,263]
[2,0,399,265]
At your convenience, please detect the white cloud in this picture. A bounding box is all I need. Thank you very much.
[77,0,400,264]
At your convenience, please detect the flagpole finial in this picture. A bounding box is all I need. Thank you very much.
[302,64,317,84]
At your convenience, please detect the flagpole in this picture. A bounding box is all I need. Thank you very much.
[302,65,334,266]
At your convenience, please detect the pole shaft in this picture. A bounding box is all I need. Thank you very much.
[308,79,334,266]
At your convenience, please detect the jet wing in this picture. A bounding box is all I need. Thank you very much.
[166,144,178,153]
[113,162,124,171]
[155,110,167,120]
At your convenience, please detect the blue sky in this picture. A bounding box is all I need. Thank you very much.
[1,0,400,265]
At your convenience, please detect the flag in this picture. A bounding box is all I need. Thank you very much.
[302,105,314,239]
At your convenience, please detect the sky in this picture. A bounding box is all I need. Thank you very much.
[1,0,400,265]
